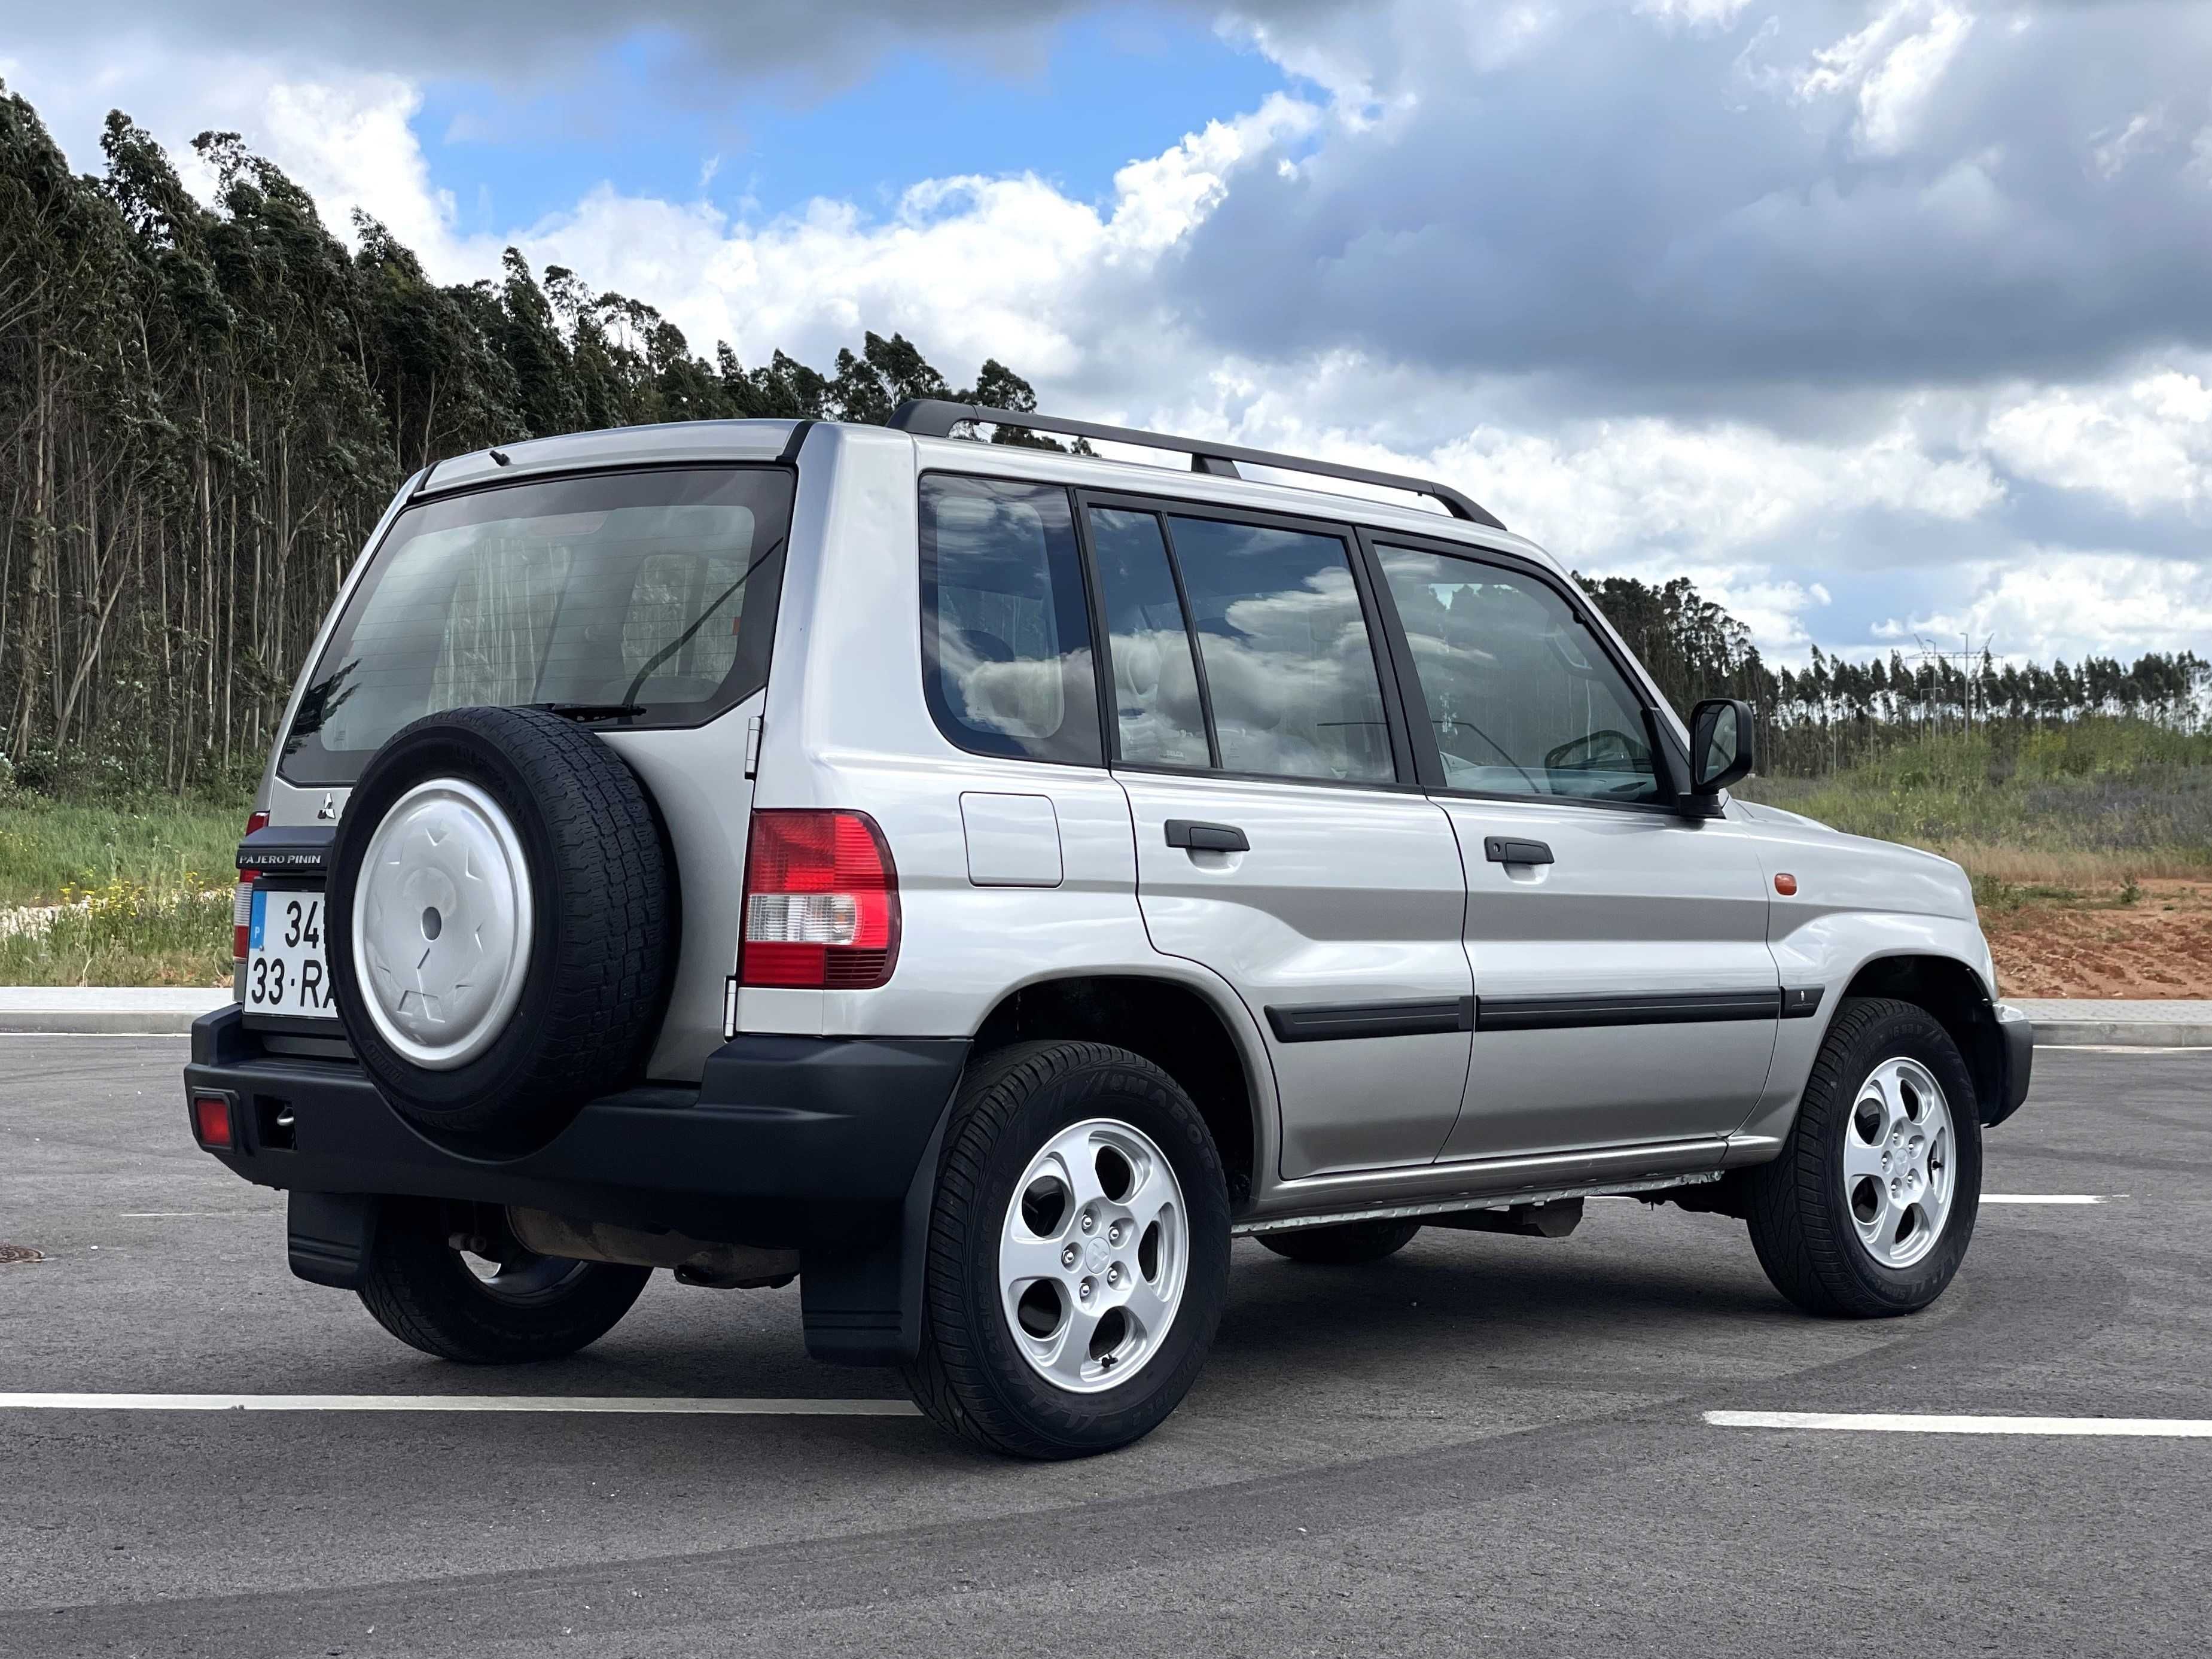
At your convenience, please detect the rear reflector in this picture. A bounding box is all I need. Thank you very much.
[191,1091,235,1150]
[234,809,271,964]
[738,811,899,990]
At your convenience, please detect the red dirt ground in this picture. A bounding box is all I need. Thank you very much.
[1982,880,2212,999]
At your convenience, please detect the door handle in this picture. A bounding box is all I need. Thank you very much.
[1165,819,1250,853]
[1483,835,1553,865]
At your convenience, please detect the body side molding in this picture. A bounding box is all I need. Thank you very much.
[1265,996,1477,1043]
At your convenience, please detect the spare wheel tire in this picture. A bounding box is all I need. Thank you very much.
[327,705,676,1146]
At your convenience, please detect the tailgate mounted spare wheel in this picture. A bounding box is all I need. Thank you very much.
[327,705,676,1147]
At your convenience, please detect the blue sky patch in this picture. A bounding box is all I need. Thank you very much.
[416,12,1291,238]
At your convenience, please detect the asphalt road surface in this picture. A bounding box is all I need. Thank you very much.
[2,1037,2207,1656]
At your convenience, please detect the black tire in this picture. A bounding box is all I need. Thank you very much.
[357,1198,651,1363]
[327,705,675,1147]
[901,1041,1232,1460]
[1745,996,1982,1318]
[1256,1217,1422,1265]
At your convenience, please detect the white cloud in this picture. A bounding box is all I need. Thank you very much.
[1412,415,2001,561]
[11,2,2212,675]
[1876,552,2212,661]
[1854,2,1973,157]
[1635,0,1756,29]
[2091,108,2167,181]
[257,77,460,258]
[1985,370,2212,518]
[1784,0,1976,157]
[498,93,1321,388]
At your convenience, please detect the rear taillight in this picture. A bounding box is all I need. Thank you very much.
[234,809,270,965]
[738,810,900,990]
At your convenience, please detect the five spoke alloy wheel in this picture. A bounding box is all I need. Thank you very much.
[1842,1057,1955,1269]
[998,1118,1188,1393]
[1745,994,1982,1319]
[902,1039,1230,1459]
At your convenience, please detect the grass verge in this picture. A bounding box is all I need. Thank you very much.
[0,795,246,987]
[1738,725,2212,884]
[0,796,249,908]
[0,881,232,987]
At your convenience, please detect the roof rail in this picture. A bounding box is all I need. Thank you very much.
[886,398,1506,531]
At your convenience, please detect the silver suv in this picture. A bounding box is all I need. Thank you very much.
[185,403,2034,1457]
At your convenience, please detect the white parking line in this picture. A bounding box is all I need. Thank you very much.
[2042,1045,2212,1054]
[1982,1194,2108,1204]
[0,1393,919,1416]
[1708,1410,2212,1437]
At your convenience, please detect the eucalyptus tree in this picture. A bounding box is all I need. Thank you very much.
[0,85,1052,794]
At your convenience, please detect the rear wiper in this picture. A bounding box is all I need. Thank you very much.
[523,702,645,723]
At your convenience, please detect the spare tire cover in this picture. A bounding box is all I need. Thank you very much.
[327,705,675,1146]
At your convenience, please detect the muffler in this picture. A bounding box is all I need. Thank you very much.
[506,1207,799,1289]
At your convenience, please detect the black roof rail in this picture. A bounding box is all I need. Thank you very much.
[886,398,1506,531]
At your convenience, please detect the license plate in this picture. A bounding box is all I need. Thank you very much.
[246,888,338,1020]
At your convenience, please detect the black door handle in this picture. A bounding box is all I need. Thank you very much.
[1166,819,1250,853]
[1483,835,1553,865]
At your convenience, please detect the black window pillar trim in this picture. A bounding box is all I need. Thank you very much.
[1352,526,1449,793]
[1151,509,1227,771]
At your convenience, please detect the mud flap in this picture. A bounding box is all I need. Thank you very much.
[800,1083,958,1366]
[287,1191,380,1289]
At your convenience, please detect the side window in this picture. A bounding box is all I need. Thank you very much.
[1087,508,1211,769]
[1375,544,1663,805]
[1163,515,1394,784]
[919,475,1102,765]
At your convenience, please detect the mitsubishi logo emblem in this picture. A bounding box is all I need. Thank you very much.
[317,792,339,821]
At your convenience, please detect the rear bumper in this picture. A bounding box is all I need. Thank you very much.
[185,1004,968,1363]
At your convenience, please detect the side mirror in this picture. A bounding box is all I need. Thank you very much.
[1687,698,1756,799]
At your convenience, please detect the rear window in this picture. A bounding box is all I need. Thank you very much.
[281,467,791,787]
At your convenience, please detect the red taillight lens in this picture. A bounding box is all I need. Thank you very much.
[738,810,900,990]
[191,1091,234,1150]
[234,809,270,963]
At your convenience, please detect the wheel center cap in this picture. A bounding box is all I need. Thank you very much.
[355,778,532,1069]
[1083,1235,1113,1275]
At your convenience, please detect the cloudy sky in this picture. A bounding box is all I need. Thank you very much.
[6,0,2210,665]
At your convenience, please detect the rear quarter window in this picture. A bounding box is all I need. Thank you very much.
[919,474,1102,766]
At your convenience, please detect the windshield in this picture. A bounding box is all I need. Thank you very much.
[281,467,792,787]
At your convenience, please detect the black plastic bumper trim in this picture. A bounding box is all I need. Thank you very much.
[1266,996,1476,1043]
[1477,989,1782,1033]
[187,1004,970,1362]
[1991,1011,2034,1128]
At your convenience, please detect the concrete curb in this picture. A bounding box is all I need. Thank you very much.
[2030,1021,2212,1049]
[2010,999,2212,1051]
[0,990,228,1036]
[1,993,2209,1047]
